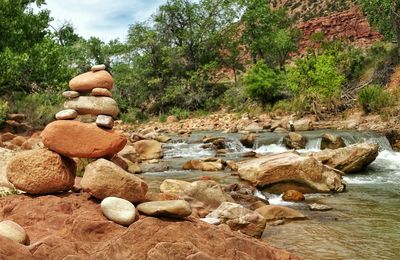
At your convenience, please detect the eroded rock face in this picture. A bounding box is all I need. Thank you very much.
[206,202,267,238]
[238,152,345,193]
[7,149,76,194]
[0,194,301,259]
[307,143,379,173]
[64,96,119,118]
[41,120,127,158]
[80,159,148,202]
[69,70,113,92]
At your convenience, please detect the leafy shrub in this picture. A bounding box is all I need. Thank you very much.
[8,92,63,127]
[358,85,395,113]
[222,83,248,111]
[272,99,292,112]
[120,107,149,124]
[169,107,190,120]
[0,100,9,126]
[243,61,285,105]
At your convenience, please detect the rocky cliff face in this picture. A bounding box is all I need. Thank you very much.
[297,7,381,50]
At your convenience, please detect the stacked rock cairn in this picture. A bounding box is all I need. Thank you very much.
[56,64,117,129]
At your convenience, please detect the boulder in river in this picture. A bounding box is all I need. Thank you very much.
[320,133,346,150]
[282,190,305,202]
[255,205,306,221]
[238,152,345,193]
[240,133,256,148]
[182,159,224,171]
[206,202,267,238]
[283,132,307,149]
[132,140,163,160]
[307,143,379,173]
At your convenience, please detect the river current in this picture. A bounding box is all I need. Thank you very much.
[141,130,400,260]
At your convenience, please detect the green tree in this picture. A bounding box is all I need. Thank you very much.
[357,0,400,56]
[287,54,346,115]
[239,0,299,69]
[243,61,284,104]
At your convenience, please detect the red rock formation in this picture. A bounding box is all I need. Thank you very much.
[297,8,382,51]
[0,193,302,259]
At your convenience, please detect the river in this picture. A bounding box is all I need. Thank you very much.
[141,130,400,260]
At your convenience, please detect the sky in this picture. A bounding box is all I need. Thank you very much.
[39,0,166,42]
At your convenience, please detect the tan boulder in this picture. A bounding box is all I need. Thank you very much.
[238,152,345,193]
[69,70,113,92]
[64,96,119,118]
[137,200,192,218]
[182,159,224,171]
[283,132,307,149]
[321,133,346,150]
[92,88,112,97]
[41,120,127,158]
[7,148,76,194]
[292,118,313,131]
[160,179,191,194]
[132,140,163,160]
[240,133,256,148]
[307,143,379,173]
[255,205,306,221]
[0,148,15,188]
[206,202,266,237]
[80,159,148,202]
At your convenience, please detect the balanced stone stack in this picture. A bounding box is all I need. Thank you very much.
[56,64,117,129]
[41,65,127,158]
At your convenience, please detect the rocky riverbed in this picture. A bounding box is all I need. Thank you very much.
[1,107,400,259]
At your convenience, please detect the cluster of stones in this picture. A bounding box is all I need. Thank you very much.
[56,64,117,129]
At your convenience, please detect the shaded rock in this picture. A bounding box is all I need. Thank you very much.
[64,96,119,118]
[55,109,78,120]
[92,88,112,97]
[160,179,191,194]
[140,161,169,173]
[0,220,29,245]
[183,159,224,171]
[0,132,16,142]
[41,120,127,158]
[137,200,192,218]
[154,135,171,143]
[7,148,76,194]
[255,205,306,221]
[307,143,379,173]
[283,132,307,149]
[7,114,25,123]
[226,160,238,171]
[0,194,301,259]
[132,140,163,160]
[118,145,139,163]
[10,136,26,146]
[96,115,114,129]
[101,197,136,226]
[282,190,305,202]
[62,91,80,99]
[224,183,268,210]
[321,133,346,150]
[91,64,106,71]
[80,159,148,202]
[21,137,43,150]
[240,133,256,148]
[206,202,266,237]
[238,152,345,193]
[309,203,333,211]
[69,70,113,92]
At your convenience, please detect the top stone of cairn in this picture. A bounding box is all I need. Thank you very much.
[69,66,113,92]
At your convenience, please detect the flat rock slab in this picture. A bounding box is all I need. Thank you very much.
[64,96,119,118]
[41,120,127,158]
[137,200,192,218]
[69,70,113,92]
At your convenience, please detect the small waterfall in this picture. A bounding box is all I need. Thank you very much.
[340,132,392,151]
[305,137,322,151]
[225,138,250,153]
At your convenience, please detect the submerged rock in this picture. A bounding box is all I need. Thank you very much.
[238,152,345,193]
[308,203,333,211]
[282,190,305,202]
[182,159,224,171]
[307,143,379,173]
[255,205,306,221]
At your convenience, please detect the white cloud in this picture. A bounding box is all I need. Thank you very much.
[41,0,166,42]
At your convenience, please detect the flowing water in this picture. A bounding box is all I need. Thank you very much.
[141,130,400,260]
